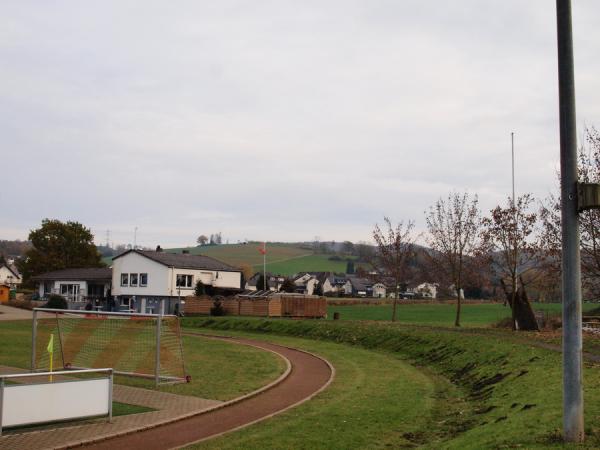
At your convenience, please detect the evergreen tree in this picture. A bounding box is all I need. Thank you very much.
[280,278,296,293]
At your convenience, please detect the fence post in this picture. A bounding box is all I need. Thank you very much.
[31,310,37,372]
[155,316,162,387]
[0,377,4,436]
[108,369,113,423]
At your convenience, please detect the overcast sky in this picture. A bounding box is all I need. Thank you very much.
[1,1,599,248]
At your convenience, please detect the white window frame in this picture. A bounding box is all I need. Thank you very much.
[176,274,193,289]
[130,273,138,287]
[121,273,129,287]
[139,273,148,287]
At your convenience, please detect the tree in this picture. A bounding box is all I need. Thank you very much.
[196,235,208,246]
[342,241,355,255]
[372,217,417,322]
[195,279,207,296]
[425,192,482,327]
[482,195,538,330]
[540,127,600,300]
[18,219,104,282]
[280,278,296,293]
[256,273,268,291]
[346,260,355,274]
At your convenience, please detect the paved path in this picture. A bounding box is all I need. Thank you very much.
[82,335,333,450]
[0,304,51,320]
[0,335,333,450]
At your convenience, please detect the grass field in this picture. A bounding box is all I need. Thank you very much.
[327,301,598,326]
[183,317,600,449]
[0,321,286,402]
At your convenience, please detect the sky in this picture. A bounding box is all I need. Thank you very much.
[1,1,600,248]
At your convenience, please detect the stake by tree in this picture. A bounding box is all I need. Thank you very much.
[425,192,482,327]
[372,217,417,322]
[18,219,104,282]
[482,195,538,330]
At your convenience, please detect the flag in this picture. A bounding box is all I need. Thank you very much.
[47,333,54,382]
[258,242,267,255]
[47,333,54,354]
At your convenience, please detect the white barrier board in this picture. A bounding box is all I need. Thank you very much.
[2,378,109,427]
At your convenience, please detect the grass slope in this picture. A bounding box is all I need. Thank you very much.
[183,317,600,449]
[259,254,352,276]
[327,302,598,326]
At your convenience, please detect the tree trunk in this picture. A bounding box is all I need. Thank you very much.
[392,298,397,322]
[511,275,517,331]
[454,286,462,327]
[500,278,539,331]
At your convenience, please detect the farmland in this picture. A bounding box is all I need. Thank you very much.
[327,301,598,326]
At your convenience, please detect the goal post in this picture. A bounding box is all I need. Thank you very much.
[31,308,187,386]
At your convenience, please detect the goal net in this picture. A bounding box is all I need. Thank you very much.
[32,308,187,385]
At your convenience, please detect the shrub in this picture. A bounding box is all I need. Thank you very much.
[210,296,225,316]
[45,294,68,310]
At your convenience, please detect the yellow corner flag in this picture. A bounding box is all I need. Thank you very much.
[47,334,54,381]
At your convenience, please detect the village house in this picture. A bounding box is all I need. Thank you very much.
[245,273,286,292]
[31,267,112,310]
[111,249,243,314]
[0,262,22,288]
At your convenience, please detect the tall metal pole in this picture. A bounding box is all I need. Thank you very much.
[263,242,267,291]
[556,0,584,442]
[511,132,515,205]
[31,310,37,372]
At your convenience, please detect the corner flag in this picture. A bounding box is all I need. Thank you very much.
[47,333,54,381]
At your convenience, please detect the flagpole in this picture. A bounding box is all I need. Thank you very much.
[263,242,267,291]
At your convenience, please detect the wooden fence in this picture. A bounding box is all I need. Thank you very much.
[184,294,327,318]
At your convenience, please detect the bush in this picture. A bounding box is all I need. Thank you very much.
[195,280,206,296]
[210,296,225,316]
[45,294,68,310]
[328,255,342,261]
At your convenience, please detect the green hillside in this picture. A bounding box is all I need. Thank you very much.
[105,243,357,276]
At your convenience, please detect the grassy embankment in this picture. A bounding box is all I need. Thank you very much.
[182,316,600,449]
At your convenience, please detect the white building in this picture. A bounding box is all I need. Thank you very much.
[32,267,112,309]
[111,249,243,314]
[416,282,438,299]
[0,263,22,288]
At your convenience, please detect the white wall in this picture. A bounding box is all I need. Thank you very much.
[0,266,21,286]
[113,252,242,297]
[112,252,170,297]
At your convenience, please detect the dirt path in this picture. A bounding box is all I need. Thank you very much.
[81,335,334,450]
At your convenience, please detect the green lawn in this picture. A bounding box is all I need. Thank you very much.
[183,317,600,449]
[0,321,286,402]
[327,301,598,326]
[257,254,354,276]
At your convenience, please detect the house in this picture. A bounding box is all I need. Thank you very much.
[347,277,373,297]
[292,273,318,295]
[31,267,112,310]
[111,249,242,314]
[372,282,387,298]
[415,282,438,299]
[245,273,286,292]
[0,263,22,288]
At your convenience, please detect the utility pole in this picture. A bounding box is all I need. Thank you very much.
[556,0,584,443]
[511,132,515,205]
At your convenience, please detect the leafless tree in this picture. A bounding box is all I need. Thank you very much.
[372,217,417,322]
[482,194,538,330]
[425,192,482,327]
[540,127,600,300]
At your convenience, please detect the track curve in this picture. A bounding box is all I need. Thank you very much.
[81,335,334,450]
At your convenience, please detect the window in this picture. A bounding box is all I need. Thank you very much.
[130,273,139,287]
[176,274,193,288]
[140,273,148,286]
[121,273,129,286]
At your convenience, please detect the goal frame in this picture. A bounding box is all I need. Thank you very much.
[31,308,187,386]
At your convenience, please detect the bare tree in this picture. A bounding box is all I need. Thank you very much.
[425,192,482,327]
[196,235,208,246]
[372,217,417,322]
[482,194,538,330]
[540,127,600,300]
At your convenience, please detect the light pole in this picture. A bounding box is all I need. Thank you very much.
[556,0,584,442]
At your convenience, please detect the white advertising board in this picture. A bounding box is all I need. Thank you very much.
[1,378,109,427]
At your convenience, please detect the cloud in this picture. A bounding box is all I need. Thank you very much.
[1,1,599,246]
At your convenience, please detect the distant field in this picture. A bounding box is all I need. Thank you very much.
[259,254,355,276]
[167,243,311,267]
[327,302,598,327]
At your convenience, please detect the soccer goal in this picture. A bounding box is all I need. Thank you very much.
[31,308,187,386]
